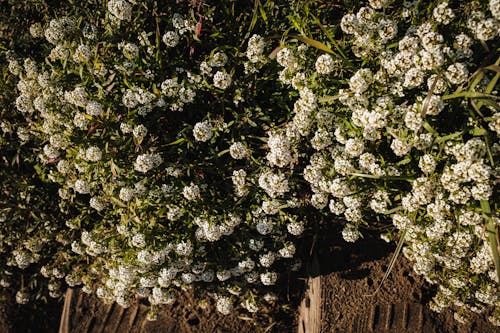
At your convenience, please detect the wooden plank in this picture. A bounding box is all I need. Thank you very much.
[298,255,321,333]
[58,288,74,333]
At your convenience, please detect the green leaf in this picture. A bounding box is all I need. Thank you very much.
[470,127,487,136]
[442,91,500,100]
[422,121,438,136]
[481,200,500,284]
[396,157,412,166]
[110,196,127,208]
[166,138,185,146]
[217,149,230,157]
[259,4,268,25]
[291,35,334,54]
[367,229,407,296]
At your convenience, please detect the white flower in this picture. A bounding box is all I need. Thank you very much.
[315,54,336,74]
[349,68,373,94]
[210,52,228,67]
[287,221,304,236]
[378,19,398,41]
[258,171,289,198]
[216,296,233,315]
[246,34,266,63]
[491,0,500,20]
[120,42,139,58]
[229,142,248,159]
[86,101,103,116]
[445,63,468,85]
[107,0,132,21]
[44,17,75,45]
[162,31,180,47]
[29,23,44,38]
[311,193,329,209]
[266,132,291,167]
[216,270,231,281]
[175,242,193,256]
[368,0,391,9]
[260,271,278,285]
[74,179,90,194]
[256,218,274,235]
[16,291,30,304]
[403,68,424,88]
[90,196,105,211]
[344,138,365,157]
[133,124,148,140]
[134,153,162,173]
[160,78,179,97]
[131,233,146,248]
[370,190,389,213]
[43,144,60,159]
[340,14,358,35]
[418,154,436,174]
[73,44,91,63]
[276,48,296,68]
[259,252,276,268]
[213,71,232,89]
[311,128,332,150]
[471,18,499,41]
[433,2,455,25]
[232,169,248,197]
[241,298,259,313]
[182,182,200,201]
[85,146,102,162]
[193,121,213,142]
[119,187,134,202]
[278,243,295,258]
[342,224,360,242]
[65,87,88,107]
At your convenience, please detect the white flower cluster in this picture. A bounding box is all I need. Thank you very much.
[258,170,289,198]
[134,153,162,173]
[232,169,249,197]
[193,121,213,142]
[85,146,102,162]
[213,71,232,90]
[266,132,292,167]
[244,34,268,73]
[162,31,179,48]
[229,142,248,159]
[107,0,133,22]
[315,54,337,75]
[265,1,500,324]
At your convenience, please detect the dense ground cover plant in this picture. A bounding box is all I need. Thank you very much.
[3,0,308,318]
[0,0,80,304]
[270,0,500,324]
[1,0,499,325]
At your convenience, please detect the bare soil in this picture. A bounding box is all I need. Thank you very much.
[316,226,499,333]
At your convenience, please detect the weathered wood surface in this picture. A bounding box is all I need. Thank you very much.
[297,255,321,333]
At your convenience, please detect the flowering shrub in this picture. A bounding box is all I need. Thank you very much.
[269,0,500,324]
[1,0,499,325]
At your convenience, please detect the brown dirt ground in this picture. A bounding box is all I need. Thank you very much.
[316,226,499,333]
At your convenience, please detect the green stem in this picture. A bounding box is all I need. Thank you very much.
[481,200,500,284]
[366,228,407,296]
[442,91,500,101]
[349,173,415,181]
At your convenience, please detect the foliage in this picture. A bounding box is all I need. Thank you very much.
[0,0,499,325]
